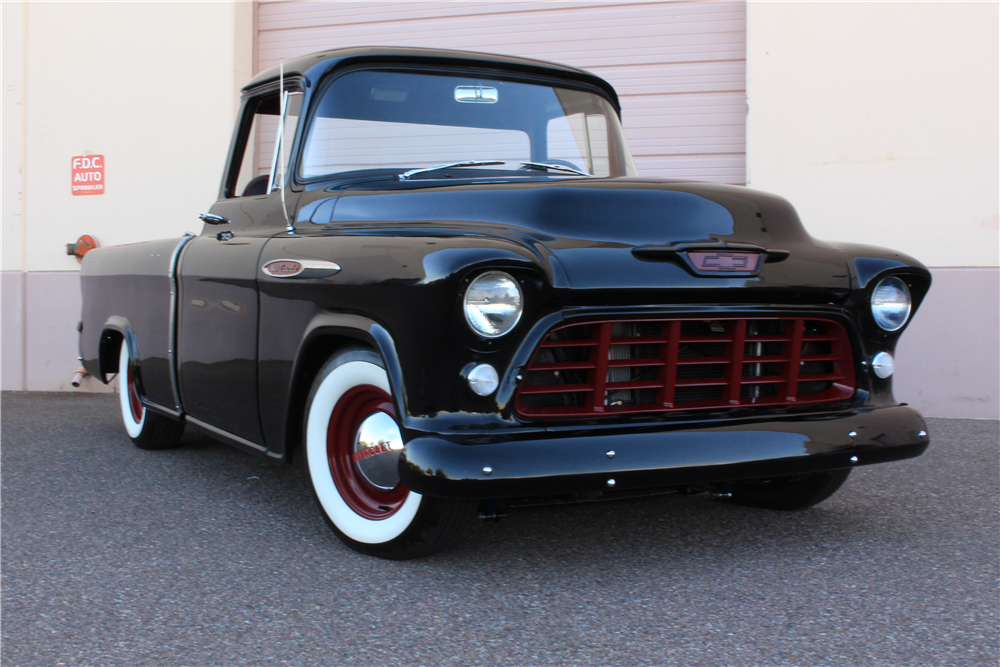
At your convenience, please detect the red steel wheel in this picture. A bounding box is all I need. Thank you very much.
[118,341,147,438]
[304,347,476,559]
[126,357,145,424]
[326,385,408,520]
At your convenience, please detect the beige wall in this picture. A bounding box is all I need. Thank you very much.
[2,1,26,272]
[10,1,253,271]
[747,2,999,418]
[894,269,999,417]
[1,1,252,390]
[746,2,999,268]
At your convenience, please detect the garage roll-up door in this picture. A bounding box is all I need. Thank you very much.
[256,1,746,184]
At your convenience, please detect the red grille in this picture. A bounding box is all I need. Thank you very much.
[515,317,856,418]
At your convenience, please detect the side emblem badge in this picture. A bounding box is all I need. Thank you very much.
[262,260,304,277]
[262,259,342,279]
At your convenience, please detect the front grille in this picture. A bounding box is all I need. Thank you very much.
[515,317,856,418]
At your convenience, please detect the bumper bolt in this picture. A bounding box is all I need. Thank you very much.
[850,456,859,464]
[848,431,857,438]
[918,430,927,438]
[482,466,492,476]
[606,478,615,488]
[606,450,615,459]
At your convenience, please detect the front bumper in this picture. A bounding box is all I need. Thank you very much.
[398,405,929,499]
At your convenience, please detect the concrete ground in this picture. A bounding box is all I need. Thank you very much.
[2,391,997,666]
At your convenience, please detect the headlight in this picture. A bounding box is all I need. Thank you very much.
[870,276,911,331]
[464,271,523,338]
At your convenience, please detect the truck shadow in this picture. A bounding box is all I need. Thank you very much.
[159,423,906,573]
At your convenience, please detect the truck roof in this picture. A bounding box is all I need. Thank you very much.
[243,46,620,112]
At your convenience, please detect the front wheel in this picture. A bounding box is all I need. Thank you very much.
[304,347,475,559]
[726,468,852,511]
[118,339,184,450]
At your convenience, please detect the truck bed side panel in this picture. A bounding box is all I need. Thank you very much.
[79,238,184,410]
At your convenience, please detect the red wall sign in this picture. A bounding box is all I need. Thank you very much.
[71,155,104,196]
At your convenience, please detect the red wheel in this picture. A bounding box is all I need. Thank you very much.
[305,347,476,559]
[326,385,408,519]
[126,356,145,425]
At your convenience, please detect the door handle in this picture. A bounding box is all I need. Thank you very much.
[199,213,231,225]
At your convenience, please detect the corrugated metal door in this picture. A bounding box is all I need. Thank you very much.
[256,1,745,184]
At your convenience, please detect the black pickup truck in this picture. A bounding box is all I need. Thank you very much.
[80,47,931,559]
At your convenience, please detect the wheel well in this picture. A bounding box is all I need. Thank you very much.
[285,333,376,463]
[99,329,124,381]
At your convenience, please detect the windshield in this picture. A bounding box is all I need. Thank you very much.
[299,68,638,180]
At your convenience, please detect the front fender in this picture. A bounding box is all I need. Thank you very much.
[258,227,556,423]
[827,241,931,291]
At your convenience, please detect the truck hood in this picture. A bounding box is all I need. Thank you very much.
[325,178,852,292]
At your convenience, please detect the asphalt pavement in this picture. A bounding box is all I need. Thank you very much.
[2,391,997,666]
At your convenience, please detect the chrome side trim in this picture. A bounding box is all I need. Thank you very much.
[186,416,270,455]
[168,232,197,413]
[139,397,182,419]
[261,259,342,279]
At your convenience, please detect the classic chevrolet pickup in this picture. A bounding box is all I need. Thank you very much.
[80,47,931,559]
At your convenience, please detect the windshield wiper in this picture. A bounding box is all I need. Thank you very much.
[519,161,592,177]
[398,160,506,181]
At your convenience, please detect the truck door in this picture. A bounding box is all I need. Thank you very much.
[176,88,302,450]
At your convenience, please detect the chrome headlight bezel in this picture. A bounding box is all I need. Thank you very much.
[870,276,912,332]
[463,271,523,339]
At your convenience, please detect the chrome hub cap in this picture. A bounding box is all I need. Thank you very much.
[352,411,403,490]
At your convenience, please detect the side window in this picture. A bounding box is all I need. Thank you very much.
[547,113,610,177]
[229,92,303,198]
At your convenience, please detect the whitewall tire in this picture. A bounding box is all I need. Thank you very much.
[117,337,184,450]
[304,347,475,559]
[119,341,146,438]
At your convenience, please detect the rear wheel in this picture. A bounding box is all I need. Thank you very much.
[304,347,475,560]
[118,340,184,450]
[726,469,852,511]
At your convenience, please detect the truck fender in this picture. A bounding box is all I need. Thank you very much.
[98,316,133,382]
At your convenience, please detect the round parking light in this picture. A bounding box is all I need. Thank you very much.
[466,364,500,396]
[872,352,895,379]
